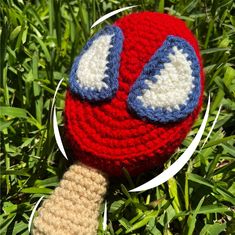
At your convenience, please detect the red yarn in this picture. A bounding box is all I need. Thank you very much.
[64,12,204,176]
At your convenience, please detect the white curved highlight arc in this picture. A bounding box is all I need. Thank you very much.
[53,107,68,160]
[50,78,64,120]
[28,196,44,233]
[129,96,210,192]
[91,6,138,28]
[201,104,222,149]
[50,77,68,160]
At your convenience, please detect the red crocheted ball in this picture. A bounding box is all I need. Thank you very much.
[64,12,204,176]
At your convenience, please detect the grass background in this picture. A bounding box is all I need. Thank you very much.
[1,0,235,234]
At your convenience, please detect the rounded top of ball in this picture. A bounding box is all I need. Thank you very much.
[65,12,204,176]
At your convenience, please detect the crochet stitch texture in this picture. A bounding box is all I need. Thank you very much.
[65,12,204,177]
[128,35,201,123]
[69,25,123,101]
[33,12,204,235]
[33,163,108,235]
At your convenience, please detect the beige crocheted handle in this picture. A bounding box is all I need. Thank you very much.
[33,162,108,235]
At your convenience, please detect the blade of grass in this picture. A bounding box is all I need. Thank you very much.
[187,196,205,235]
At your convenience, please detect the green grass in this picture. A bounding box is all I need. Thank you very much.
[1,0,235,234]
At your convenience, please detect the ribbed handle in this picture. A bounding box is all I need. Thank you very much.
[33,162,108,235]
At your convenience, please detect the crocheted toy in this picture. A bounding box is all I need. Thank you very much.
[33,12,204,235]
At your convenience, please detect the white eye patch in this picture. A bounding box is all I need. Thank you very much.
[69,26,123,101]
[76,34,113,91]
[138,46,194,111]
[128,36,201,123]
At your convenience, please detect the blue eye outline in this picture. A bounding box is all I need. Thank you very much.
[127,35,201,123]
[69,25,123,101]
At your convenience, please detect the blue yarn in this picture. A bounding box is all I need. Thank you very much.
[127,35,201,123]
[69,25,123,101]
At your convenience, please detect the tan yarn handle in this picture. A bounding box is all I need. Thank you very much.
[33,162,108,235]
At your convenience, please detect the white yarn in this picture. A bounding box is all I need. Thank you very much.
[137,46,194,111]
[76,34,113,91]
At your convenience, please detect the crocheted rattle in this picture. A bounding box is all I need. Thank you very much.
[33,12,204,235]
